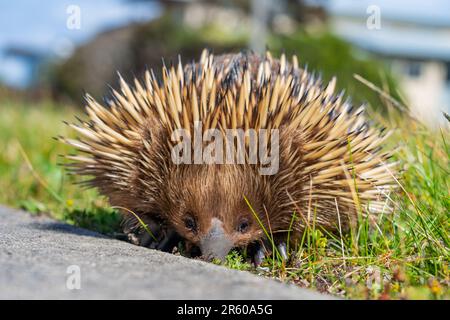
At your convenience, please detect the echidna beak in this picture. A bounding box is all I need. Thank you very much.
[199,218,233,262]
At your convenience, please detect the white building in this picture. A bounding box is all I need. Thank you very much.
[323,0,450,127]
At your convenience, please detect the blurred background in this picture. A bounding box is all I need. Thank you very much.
[1,0,449,127]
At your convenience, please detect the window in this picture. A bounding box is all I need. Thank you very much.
[406,61,422,78]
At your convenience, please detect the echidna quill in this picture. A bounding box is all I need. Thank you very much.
[59,50,396,264]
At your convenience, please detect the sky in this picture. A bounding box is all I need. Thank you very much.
[0,0,160,87]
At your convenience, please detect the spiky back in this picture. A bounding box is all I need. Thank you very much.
[60,49,396,233]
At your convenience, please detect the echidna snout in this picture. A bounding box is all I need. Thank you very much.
[198,218,233,261]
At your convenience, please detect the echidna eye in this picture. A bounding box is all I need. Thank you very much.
[184,216,197,233]
[237,219,249,233]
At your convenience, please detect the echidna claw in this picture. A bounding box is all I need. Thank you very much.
[249,241,268,267]
[277,242,288,261]
[127,233,141,246]
[253,247,266,267]
[123,215,181,253]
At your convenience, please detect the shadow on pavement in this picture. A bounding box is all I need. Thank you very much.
[28,221,110,239]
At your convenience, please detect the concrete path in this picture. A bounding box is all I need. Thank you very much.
[0,206,331,299]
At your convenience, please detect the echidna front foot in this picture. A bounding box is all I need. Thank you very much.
[146,227,181,253]
[123,214,180,253]
[126,224,161,248]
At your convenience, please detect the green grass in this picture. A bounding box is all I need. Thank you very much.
[0,100,448,299]
[0,100,121,234]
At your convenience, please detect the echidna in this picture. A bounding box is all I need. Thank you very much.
[60,50,396,264]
